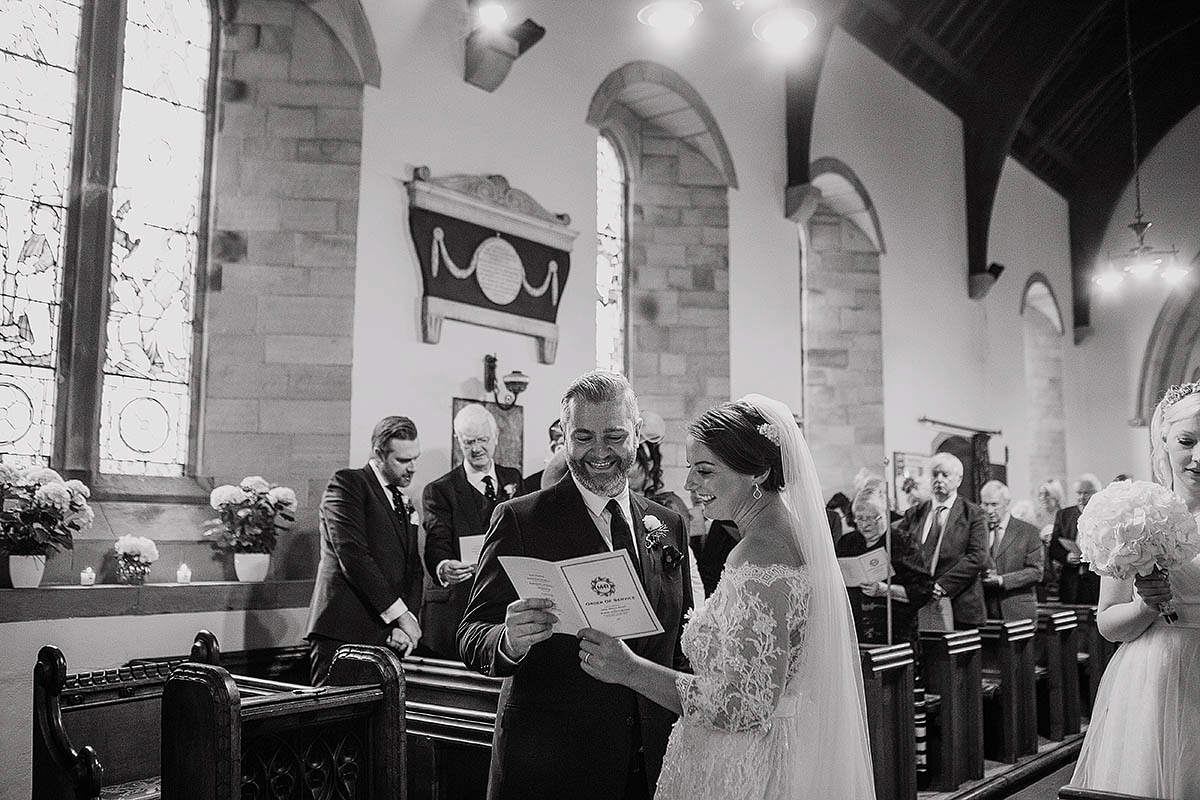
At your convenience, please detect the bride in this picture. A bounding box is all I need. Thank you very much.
[1070,382,1200,798]
[578,395,875,799]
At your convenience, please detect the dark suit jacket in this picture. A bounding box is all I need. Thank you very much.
[836,527,933,647]
[420,464,524,659]
[457,476,692,800]
[695,519,739,597]
[305,465,423,646]
[1048,505,1101,604]
[900,496,988,627]
[984,516,1044,622]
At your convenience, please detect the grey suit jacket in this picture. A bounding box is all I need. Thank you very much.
[984,516,1044,622]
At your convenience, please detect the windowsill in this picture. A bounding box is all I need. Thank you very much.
[87,474,213,505]
[0,580,315,624]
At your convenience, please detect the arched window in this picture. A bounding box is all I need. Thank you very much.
[1,0,216,477]
[595,134,626,373]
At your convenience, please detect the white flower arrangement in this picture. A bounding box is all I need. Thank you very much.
[1078,479,1200,622]
[113,534,159,584]
[0,464,94,557]
[206,475,298,554]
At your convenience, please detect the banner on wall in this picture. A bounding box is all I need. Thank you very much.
[405,168,578,364]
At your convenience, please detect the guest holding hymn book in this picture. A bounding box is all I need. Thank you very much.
[1050,473,1103,604]
[838,484,932,649]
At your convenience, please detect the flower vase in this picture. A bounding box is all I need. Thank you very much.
[234,553,270,582]
[117,558,151,585]
[9,555,46,588]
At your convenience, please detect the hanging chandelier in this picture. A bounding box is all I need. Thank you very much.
[636,0,816,54]
[1093,0,1188,291]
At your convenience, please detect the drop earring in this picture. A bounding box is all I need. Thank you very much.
[752,483,763,501]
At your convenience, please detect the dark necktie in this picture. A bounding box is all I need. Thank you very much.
[483,475,497,504]
[388,485,410,525]
[926,505,945,546]
[606,499,639,566]
[990,522,1002,556]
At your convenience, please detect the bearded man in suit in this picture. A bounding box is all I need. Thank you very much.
[1049,473,1103,604]
[458,371,692,800]
[898,451,988,629]
[979,480,1044,622]
[419,403,524,659]
[305,416,425,685]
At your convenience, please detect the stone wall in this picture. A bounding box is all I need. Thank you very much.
[803,210,885,497]
[628,133,730,491]
[1023,310,1067,496]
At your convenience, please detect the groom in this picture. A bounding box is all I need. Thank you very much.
[458,371,692,800]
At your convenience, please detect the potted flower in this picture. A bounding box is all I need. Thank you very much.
[0,464,95,588]
[113,535,159,585]
[205,476,297,582]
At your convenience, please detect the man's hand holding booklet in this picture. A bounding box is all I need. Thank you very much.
[500,550,664,639]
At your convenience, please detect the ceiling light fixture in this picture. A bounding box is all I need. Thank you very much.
[1093,0,1187,292]
[752,3,817,53]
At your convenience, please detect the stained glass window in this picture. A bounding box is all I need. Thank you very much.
[0,0,81,465]
[596,135,626,374]
[99,0,211,475]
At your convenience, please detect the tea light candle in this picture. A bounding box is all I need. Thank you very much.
[80,567,95,586]
[176,563,192,584]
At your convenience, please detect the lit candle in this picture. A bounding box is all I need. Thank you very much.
[176,563,192,584]
[80,567,95,586]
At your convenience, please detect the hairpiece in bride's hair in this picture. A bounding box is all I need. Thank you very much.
[756,422,780,447]
[1162,382,1200,410]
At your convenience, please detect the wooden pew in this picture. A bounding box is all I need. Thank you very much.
[402,655,502,800]
[1059,788,1166,799]
[1037,609,1082,741]
[859,643,917,800]
[979,618,1037,763]
[919,629,984,792]
[1041,602,1116,715]
[161,644,405,800]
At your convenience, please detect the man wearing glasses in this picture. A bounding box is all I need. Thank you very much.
[419,403,525,659]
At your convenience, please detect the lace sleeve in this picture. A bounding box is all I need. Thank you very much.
[675,568,806,733]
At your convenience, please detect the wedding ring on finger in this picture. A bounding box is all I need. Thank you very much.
[584,652,592,666]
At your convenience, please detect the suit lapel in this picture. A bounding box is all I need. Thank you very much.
[555,478,610,557]
[628,493,664,656]
[996,519,1019,560]
[451,466,485,535]
[363,465,410,552]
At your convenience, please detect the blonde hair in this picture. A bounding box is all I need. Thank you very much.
[1151,389,1200,489]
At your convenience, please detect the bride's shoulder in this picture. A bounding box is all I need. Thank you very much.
[725,540,808,587]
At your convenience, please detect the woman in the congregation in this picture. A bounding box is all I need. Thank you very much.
[1070,383,1200,798]
[578,395,875,799]
[1034,478,1066,600]
[628,438,691,520]
[838,483,933,652]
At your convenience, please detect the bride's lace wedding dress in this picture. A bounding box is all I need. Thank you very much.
[657,562,832,800]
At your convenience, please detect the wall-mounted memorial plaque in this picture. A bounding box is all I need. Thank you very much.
[405,168,578,364]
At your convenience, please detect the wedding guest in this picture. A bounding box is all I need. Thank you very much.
[1070,383,1200,796]
[419,404,525,659]
[838,484,932,650]
[305,416,425,685]
[458,371,691,800]
[826,491,855,543]
[1050,473,1103,604]
[897,452,987,630]
[579,394,876,798]
[979,480,1043,623]
[522,419,564,494]
[629,439,690,519]
[1034,478,1066,600]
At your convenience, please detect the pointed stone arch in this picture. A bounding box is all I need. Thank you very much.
[1019,272,1065,335]
[1019,273,1067,495]
[299,0,381,87]
[1133,281,1200,426]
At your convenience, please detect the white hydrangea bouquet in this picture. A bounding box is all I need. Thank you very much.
[0,464,94,557]
[205,476,297,554]
[1077,479,1200,623]
[113,534,159,585]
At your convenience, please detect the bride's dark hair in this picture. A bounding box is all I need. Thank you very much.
[688,401,785,491]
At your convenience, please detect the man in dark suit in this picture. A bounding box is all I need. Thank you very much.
[1049,473,1102,604]
[458,371,691,800]
[305,416,425,685]
[899,452,988,629]
[521,419,564,494]
[979,480,1044,622]
[419,404,525,659]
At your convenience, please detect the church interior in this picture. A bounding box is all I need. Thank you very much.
[3,0,1199,797]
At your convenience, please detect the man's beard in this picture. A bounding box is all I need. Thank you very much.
[567,451,634,497]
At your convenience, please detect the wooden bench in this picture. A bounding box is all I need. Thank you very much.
[1037,608,1082,740]
[859,643,916,800]
[402,655,502,800]
[1041,602,1115,715]
[919,629,984,792]
[980,618,1037,763]
[161,644,406,800]
[1059,787,1166,799]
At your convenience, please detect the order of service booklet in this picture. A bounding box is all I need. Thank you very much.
[499,550,665,640]
[837,548,895,587]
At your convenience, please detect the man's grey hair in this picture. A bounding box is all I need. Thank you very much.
[980,479,1011,502]
[929,452,964,478]
[560,371,640,426]
[1074,473,1102,493]
[454,404,498,438]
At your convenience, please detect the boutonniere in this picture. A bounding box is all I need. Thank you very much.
[406,502,420,525]
[503,483,518,500]
[642,514,684,571]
